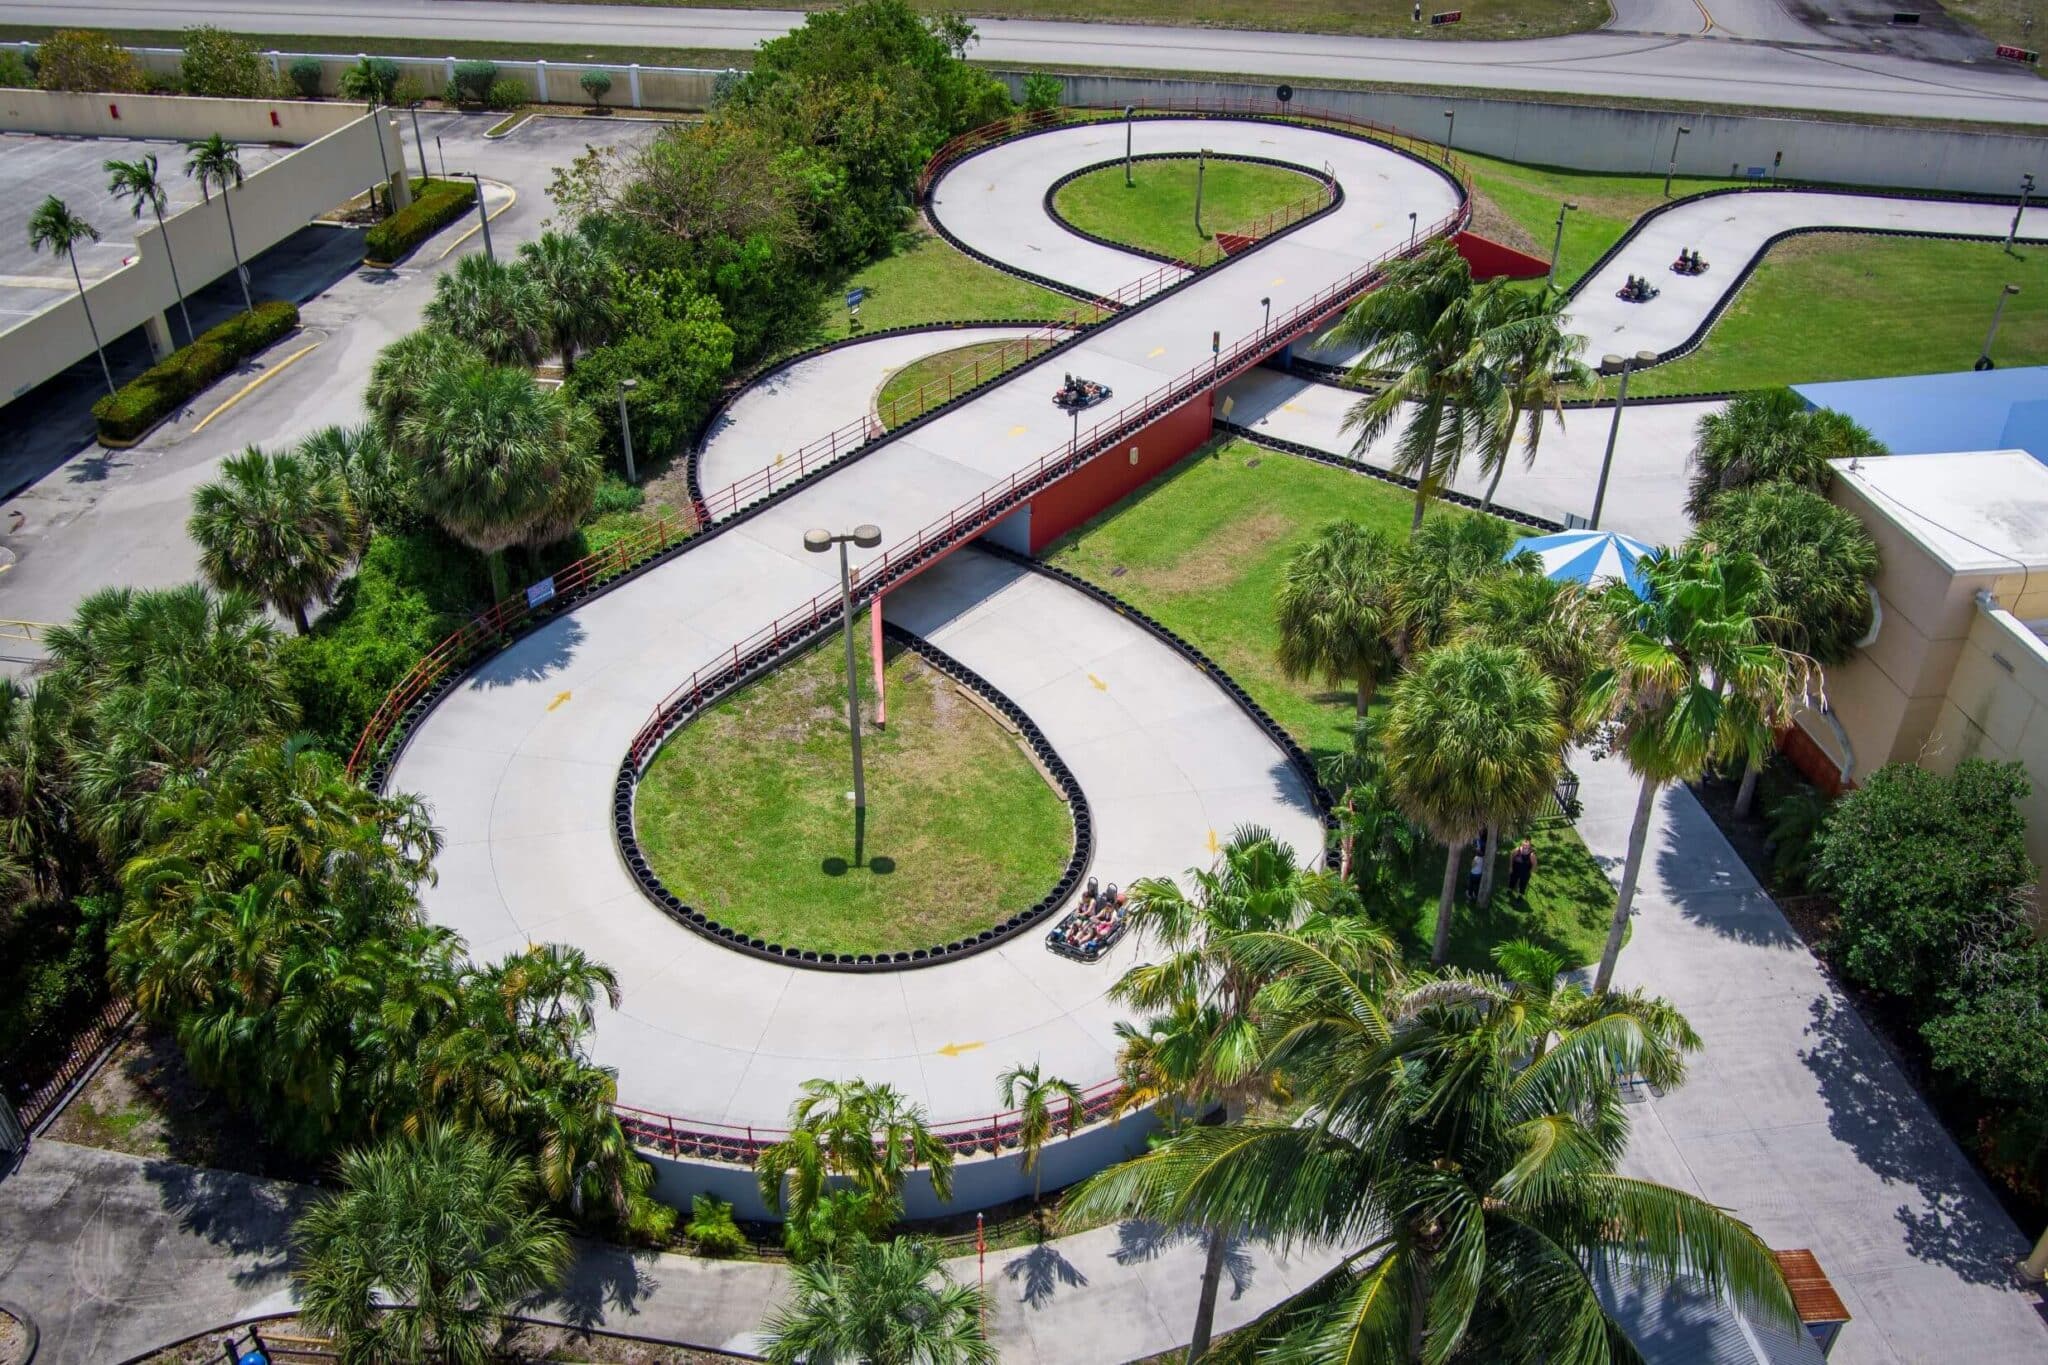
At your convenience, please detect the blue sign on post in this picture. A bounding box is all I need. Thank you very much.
[526,577,557,610]
[845,286,868,310]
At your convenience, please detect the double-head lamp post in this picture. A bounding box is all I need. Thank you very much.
[804,523,885,861]
[1590,350,1658,530]
[1663,123,1692,198]
[1442,108,1455,156]
[465,171,494,261]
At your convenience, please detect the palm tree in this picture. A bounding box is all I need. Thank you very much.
[1579,549,1812,992]
[1685,387,1885,521]
[1065,939,1795,1363]
[29,196,115,397]
[1274,521,1400,715]
[365,328,487,448]
[761,1236,994,1365]
[1390,512,1528,660]
[188,446,364,633]
[105,154,196,346]
[1472,281,1592,513]
[295,1124,570,1365]
[1695,484,1880,816]
[296,423,421,533]
[515,229,615,372]
[1381,641,1563,963]
[1318,714,1423,904]
[424,252,547,367]
[395,362,593,599]
[756,1078,955,1233]
[997,1062,1085,1204]
[1320,241,1505,532]
[184,134,254,314]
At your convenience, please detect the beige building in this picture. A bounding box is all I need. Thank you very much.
[1793,449,2048,884]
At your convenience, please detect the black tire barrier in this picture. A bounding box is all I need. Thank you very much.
[1041,152,1343,269]
[613,621,1093,972]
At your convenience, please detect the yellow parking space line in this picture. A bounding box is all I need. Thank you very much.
[191,341,321,434]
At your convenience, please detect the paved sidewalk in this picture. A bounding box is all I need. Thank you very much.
[1573,752,2048,1364]
[0,1139,1338,1365]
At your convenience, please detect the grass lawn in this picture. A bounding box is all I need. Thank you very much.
[1628,233,2048,396]
[813,230,1093,346]
[1053,158,1323,262]
[877,337,1055,429]
[634,616,1073,955]
[1044,437,1618,968]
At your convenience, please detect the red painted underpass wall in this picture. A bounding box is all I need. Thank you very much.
[1453,230,1551,281]
[1026,394,1216,553]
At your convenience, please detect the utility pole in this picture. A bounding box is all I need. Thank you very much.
[1591,351,1658,529]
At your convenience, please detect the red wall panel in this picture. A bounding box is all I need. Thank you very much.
[1026,395,1216,553]
[1453,230,1552,281]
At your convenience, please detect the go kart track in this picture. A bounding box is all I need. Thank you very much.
[376,109,2045,1193]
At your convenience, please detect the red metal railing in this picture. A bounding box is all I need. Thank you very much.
[615,1077,1128,1165]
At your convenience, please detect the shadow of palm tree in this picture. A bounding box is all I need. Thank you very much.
[534,1239,658,1331]
[1000,1241,1088,1308]
[1110,1219,1258,1299]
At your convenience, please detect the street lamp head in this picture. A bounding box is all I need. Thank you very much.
[1601,353,1626,374]
[1564,200,1579,211]
[620,377,638,393]
[1260,296,1270,307]
[1125,105,1134,117]
[803,529,833,554]
[1678,125,1692,135]
[1635,349,1658,365]
[1443,109,1454,117]
[2025,172,2036,191]
[2007,283,2023,296]
[852,524,883,548]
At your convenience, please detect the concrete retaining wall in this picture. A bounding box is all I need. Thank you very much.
[1004,72,2048,197]
[645,1108,1162,1221]
[1,92,406,404]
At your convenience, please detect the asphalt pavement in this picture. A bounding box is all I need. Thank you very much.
[5,0,2046,124]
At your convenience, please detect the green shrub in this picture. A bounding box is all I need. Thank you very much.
[283,528,489,755]
[338,55,400,104]
[0,894,114,1076]
[684,1196,747,1257]
[91,300,299,443]
[0,50,33,89]
[35,29,143,93]
[179,25,273,98]
[450,58,497,104]
[1022,71,1062,112]
[580,68,613,106]
[287,54,324,98]
[589,475,644,517]
[362,177,477,265]
[486,76,527,111]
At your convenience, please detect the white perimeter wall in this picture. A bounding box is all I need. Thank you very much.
[0,91,406,404]
[1011,72,2048,198]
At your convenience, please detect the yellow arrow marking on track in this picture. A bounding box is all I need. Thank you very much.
[547,691,572,712]
[935,1041,985,1058]
[1271,276,1287,287]
[1207,828,1220,855]
[774,452,787,466]
[1009,425,1028,437]
[1148,346,1167,358]
[1087,672,1108,691]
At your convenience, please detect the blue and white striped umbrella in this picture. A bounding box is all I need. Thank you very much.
[1507,530,1659,597]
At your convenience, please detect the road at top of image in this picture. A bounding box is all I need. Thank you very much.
[2,0,2046,125]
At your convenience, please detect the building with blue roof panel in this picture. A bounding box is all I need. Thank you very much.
[1793,366,2048,462]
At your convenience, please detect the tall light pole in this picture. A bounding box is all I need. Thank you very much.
[1546,199,1578,290]
[1978,283,2021,370]
[804,523,885,861]
[435,135,447,179]
[1194,147,1207,238]
[1124,105,1135,188]
[1590,350,1658,530]
[407,101,428,183]
[1407,210,1417,250]
[465,171,494,262]
[366,101,393,215]
[1260,295,1272,331]
[1663,123,1692,198]
[1442,108,1456,156]
[616,377,639,484]
[2006,171,2036,255]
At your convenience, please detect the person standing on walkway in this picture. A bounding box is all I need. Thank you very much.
[1508,838,1538,896]
[1466,848,1485,903]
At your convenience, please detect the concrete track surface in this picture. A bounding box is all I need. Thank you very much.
[13,0,2048,124]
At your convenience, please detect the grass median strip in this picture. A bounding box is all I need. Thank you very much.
[1052,157,1324,262]
[877,338,1052,428]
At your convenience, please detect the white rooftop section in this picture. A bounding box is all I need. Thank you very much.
[1833,449,2048,576]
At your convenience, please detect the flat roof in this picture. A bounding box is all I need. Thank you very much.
[1834,449,2048,574]
[1797,367,2048,461]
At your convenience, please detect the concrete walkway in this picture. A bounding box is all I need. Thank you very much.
[0,1139,1342,1365]
[1574,753,2048,1363]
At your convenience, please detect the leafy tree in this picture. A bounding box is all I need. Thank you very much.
[1382,641,1563,958]
[179,26,272,98]
[1066,937,1791,1363]
[579,67,613,106]
[1579,550,1809,993]
[930,12,979,58]
[1472,281,1592,513]
[395,361,600,598]
[1809,759,2034,1002]
[189,446,365,634]
[996,1061,1084,1204]
[450,59,499,106]
[515,230,615,372]
[34,29,144,93]
[184,133,255,314]
[423,253,547,367]
[0,679,94,906]
[28,196,115,397]
[1321,241,1505,532]
[1274,521,1400,715]
[338,55,401,104]
[1685,387,1884,521]
[762,1236,993,1365]
[106,154,196,346]
[1319,714,1424,910]
[1022,71,1063,112]
[296,1124,570,1365]
[757,1078,954,1247]
[1923,939,2048,1184]
[567,277,735,475]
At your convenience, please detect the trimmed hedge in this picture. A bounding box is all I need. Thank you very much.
[91,299,299,443]
[363,177,478,266]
